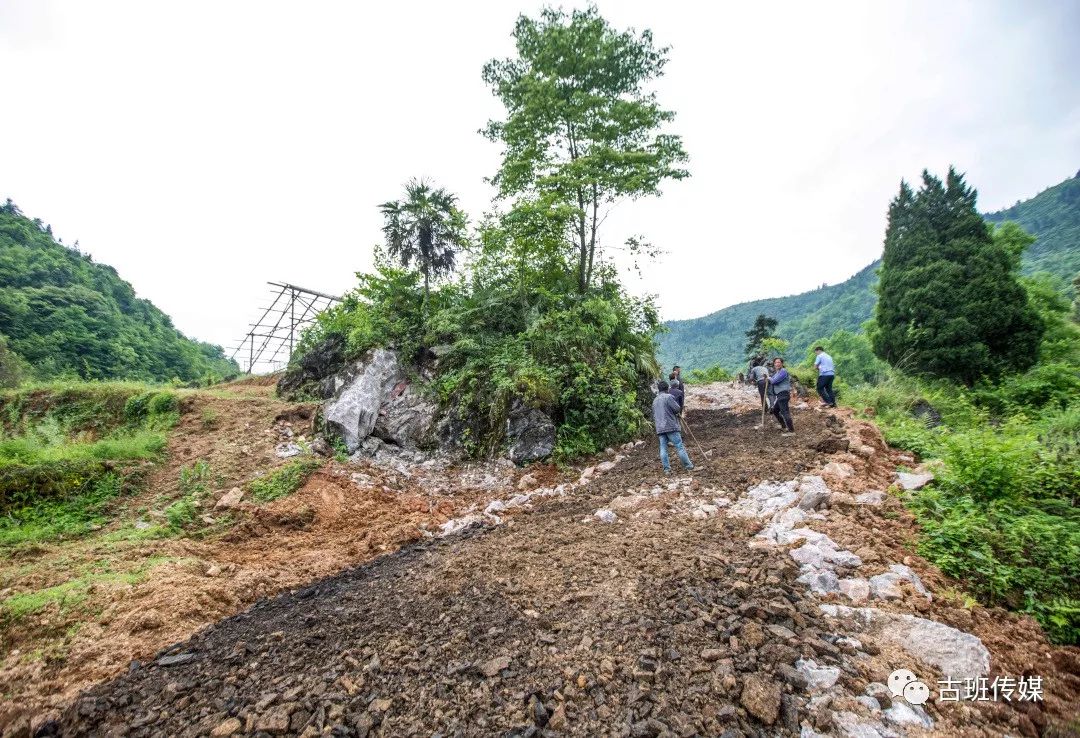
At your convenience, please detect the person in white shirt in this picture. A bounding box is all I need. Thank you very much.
[813,346,837,408]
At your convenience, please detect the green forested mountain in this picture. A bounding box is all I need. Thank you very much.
[661,170,1080,371]
[0,201,238,383]
[985,171,1080,280]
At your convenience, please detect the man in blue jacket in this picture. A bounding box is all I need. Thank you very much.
[653,380,694,474]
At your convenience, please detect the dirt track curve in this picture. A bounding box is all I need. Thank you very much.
[39,394,1080,737]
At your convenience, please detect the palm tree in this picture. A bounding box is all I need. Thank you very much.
[379,180,468,301]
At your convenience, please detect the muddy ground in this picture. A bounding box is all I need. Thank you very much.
[0,388,516,725]
[32,390,1080,737]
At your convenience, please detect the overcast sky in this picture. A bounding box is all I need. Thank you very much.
[2,0,1078,368]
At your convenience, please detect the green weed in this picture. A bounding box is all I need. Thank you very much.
[249,458,322,503]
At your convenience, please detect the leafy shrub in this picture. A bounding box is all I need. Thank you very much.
[165,496,199,529]
[685,365,732,383]
[249,458,322,503]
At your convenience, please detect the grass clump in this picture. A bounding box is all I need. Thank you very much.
[164,460,213,531]
[0,471,133,548]
[0,382,182,545]
[1,556,174,623]
[684,365,732,384]
[249,458,322,503]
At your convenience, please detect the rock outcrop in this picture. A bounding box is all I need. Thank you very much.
[276,335,347,400]
[505,400,556,465]
[322,349,436,454]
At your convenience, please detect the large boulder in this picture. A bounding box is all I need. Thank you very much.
[820,605,990,680]
[323,349,436,453]
[506,401,556,465]
[373,381,437,448]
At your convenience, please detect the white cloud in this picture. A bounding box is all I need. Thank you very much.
[2,0,1077,366]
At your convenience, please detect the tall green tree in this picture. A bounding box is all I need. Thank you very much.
[482,6,689,293]
[743,313,778,359]
[379,180,468,301]
[871,168,1043,383]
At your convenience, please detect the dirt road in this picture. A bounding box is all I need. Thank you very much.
[32,388,1080,736]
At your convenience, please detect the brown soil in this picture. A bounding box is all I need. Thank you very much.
[0,387,515,726]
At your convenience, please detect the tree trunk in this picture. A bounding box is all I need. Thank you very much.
[585,184,599,291]
[576,186,588,293]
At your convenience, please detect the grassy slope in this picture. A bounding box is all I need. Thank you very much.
[660,170,1080,371]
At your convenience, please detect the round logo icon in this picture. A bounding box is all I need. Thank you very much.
[903,680,931,705]
[888,668,918,698]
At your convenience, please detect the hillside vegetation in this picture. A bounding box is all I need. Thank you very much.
[792,169,1080,644]
[661,169,1080,371]
[0,201,238,385]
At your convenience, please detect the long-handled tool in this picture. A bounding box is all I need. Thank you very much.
[761,376,769,432]
[680,415,710,462]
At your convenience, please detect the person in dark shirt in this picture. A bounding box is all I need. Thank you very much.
[767,357,794,434]
[668,372,685,410]
[652,380,694,474]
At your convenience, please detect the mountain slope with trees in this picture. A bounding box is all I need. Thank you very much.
[661,170,1080,371]
[0,201,238,384]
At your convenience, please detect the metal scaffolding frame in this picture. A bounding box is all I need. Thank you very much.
[230,282,342,374]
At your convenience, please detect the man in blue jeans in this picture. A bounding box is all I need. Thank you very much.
[653,380,694,474]
[813,346,837,408]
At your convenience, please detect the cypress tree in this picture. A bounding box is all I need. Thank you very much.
[872,167,1043,384]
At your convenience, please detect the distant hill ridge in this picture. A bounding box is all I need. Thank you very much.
[0,200,238,383]
[660,171,1080,371]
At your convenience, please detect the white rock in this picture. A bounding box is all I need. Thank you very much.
[821,461,855,479]
[608,494,648,512]
[791,540,862,569]
[505,494,531,508]
[796,476,833,511]
[797,567,840,594]
[517,474,538,491]
[596,461,616,473]
[594,509,617,524]
[868,573,904,600]
[884,702,933,729]
[855,490,886,506]
[729,479,800,519]
[889,564,931,599]
[819,605,991,679]
[275,442,303,458]
[796,658,841,691]
[438,514,485,536]
[839,578,871,604]
[215,487,245,510]
[484,500,507,515]
[895,471,934,491]
[691,504,719,520]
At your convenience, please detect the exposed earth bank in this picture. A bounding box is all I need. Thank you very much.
[34,384,1079,737]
